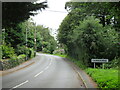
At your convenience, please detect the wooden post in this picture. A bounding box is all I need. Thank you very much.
[94,63,95,68]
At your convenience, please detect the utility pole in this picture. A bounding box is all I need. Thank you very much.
[2,29,5,45]
[34,24,37,56]
[26,26,28,60]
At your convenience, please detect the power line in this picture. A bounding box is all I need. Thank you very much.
[45,10,68,13]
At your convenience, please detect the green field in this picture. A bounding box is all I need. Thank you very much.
[85,68,118,88]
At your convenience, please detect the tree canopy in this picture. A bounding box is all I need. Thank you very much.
[2,2,47,29]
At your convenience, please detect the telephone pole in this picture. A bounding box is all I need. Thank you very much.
[34,24,37,56]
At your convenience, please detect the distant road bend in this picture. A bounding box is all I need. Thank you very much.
[3,53,87,89]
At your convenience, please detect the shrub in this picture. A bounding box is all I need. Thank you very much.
[100,58,119,69]
[15,45,27,55]
[2,54,26,70]
[17,54,26,63]
[42,48,50,53]
[2,44,15,59]
[28,48,35,58]
[15,45,35,59]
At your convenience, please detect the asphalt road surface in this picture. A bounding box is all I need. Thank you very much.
[2,53,86,89]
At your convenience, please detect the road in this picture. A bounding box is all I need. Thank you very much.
[2,53,86,89]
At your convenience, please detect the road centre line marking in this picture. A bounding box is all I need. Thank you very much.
[34,58,52,78]
[11,80,29,89]
[44,66,49,70]
[34,71,44,77]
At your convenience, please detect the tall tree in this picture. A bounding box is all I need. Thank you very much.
[2,2,47,29]
[65,2,120,29]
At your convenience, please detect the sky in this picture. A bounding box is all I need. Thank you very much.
[31,0,70,38]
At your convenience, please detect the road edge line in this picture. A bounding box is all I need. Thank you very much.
[73,67,88,88]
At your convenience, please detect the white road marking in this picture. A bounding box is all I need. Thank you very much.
[34,58,53,77]
[11,80,29,89]
[44,66,49,70]
[34,71,44,77]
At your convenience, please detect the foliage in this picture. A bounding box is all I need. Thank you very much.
[58,15,119,66]
[2,44,15,59]
[36,25,57,53]
[4,20,57,56]
[65,2,120,31]
[15,45,35,59]
[68,56,87,69]
[2,2,47,29]
[85,68,118,88]
[100,58,119,69]
[74,16,118,65]
[2,54,26,70]
[15,45,27,55]
[29,48,35,58]
[5,27,24,48]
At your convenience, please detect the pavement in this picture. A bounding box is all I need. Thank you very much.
[1,53,98,89]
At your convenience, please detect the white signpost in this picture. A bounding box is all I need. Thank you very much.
[91,59,109,69]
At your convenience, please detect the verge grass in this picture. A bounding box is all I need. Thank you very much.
[85,68,118,88]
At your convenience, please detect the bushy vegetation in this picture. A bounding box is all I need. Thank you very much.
[2,54,26,70]
[58,2,120,67]
[15,45,35,59]
[85,68,118,88]
[2,44,15,59]
[100,58,119,69]
[36,25,57,53]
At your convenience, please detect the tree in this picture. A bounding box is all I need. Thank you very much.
[36,25,57,53]
[72,16,118,66]
[65,2,120,30]
[2,2,47,29]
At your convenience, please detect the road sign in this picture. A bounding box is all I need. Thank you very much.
[91,59,109,69]
[91,59,108,63]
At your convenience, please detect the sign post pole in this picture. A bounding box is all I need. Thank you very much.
[94,63,95,68]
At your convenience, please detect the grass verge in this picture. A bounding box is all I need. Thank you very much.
[85,68,118,88]
[52,54,67,58]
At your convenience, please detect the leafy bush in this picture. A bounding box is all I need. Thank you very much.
[85,68,118,88]
[15,45,35,59]
[28,48,35,58]
[42,48,50,53]
[100,58,119,69]
[2,54,26,70]
[2,44,15,59]
[15,45,27,55]
[65,56,87,69]
[10,54,26,67]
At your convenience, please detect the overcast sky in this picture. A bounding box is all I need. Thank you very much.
[31,0,70,38]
